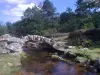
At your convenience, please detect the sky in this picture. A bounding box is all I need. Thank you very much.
[0,0,77,23]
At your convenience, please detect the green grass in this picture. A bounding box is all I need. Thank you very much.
[71,47,100,60]
[0,54,21,75]
[54,36,68,41]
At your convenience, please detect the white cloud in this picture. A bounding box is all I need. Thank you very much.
[0,0,42,4]
[0,0,42,22]
[3,3,36,17]
[17,3,36,10]
[0,0,26,4]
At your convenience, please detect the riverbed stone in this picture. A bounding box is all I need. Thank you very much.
[89,59,100,72]
[75,56,88,63]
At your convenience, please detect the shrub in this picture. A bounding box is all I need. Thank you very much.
[68,29,100,47]
[68,30,84,46]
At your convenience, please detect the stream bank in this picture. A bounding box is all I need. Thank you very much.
[0,34,100,75]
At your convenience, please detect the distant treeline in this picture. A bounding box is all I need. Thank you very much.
[0,0,100,36]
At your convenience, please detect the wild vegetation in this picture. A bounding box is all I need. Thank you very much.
[0,0,100,36]
[0,0,100,74]
[0,54,21,75]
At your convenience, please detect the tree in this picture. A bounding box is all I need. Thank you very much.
[75,0,95,29]
[6,22,15,35]
[92,12,100,28]
[42,0,59,32]
[0,22,7,35]
[59,8,79,32]
[42,0,55,18]
[60,8,75,24]
[14,6,44,36]
[84,0,100,11]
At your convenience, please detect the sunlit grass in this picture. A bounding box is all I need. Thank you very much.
[71,47,100,60]
[0,54,21,75]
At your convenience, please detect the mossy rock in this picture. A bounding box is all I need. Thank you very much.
[75,56,88,63]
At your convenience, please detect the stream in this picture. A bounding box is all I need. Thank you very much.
[17,51,98,75]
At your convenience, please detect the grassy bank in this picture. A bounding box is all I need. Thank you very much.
[0,46,100,74]
[0,54,21,75]
[71,47,100,61]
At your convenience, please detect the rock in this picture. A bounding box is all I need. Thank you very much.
[89,59,100,72]
[51,54,62,60]
[8,62,13,67]
[0,34,67,55]
[22,41,39,54]
[0,41,10,54]
[23,40,64,55]
[63,52,76,59]
[53,41,66,48]
[51,53,70,62]
[94,59,100,72]
[6,43,22,53]
[53,41,70,53]
[0,41,7,48]
[1,34,11,40]
[23,35,54,45]
[75,57,88,63]
[68,46,75,49]
[87,66,97,73]
[1,34,24,44]
[0,34,25,54]
[0,47,10,54]
[81,47,88,51]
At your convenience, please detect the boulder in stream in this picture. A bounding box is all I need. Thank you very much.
[89,59,100,72]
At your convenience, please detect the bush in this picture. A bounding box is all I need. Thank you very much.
[41,28,57,36]
[83,29,100,41]
[68,30,84,46]
[84,23,94,29]
[82,39,93,47]
[68,29,100,47]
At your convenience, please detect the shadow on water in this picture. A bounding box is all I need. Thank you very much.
[52,62,76,75]
[16,52,98,75]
